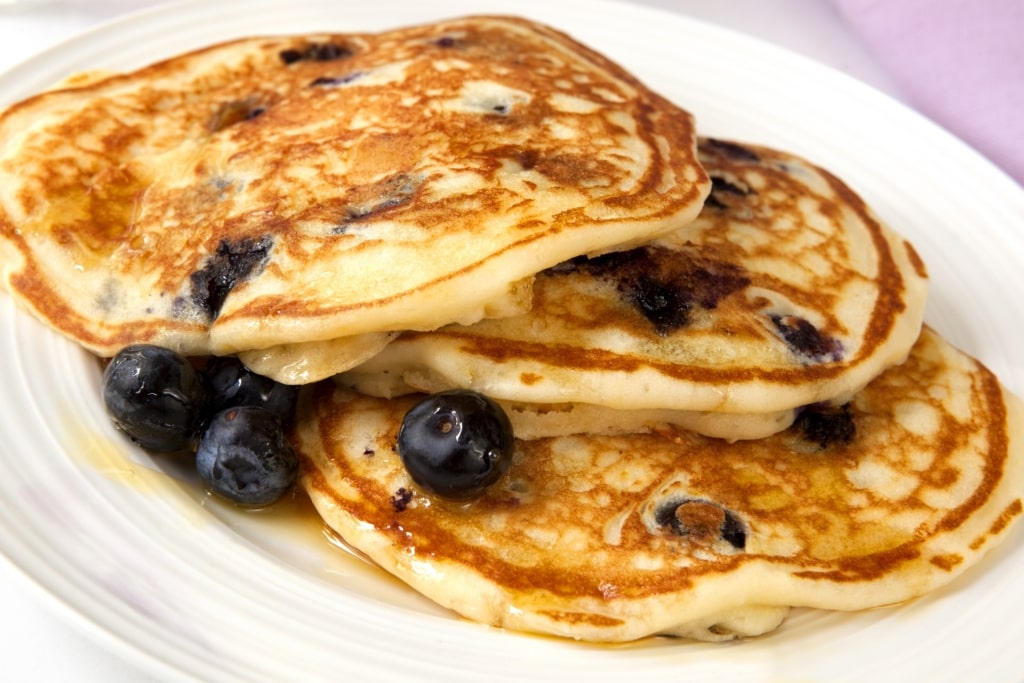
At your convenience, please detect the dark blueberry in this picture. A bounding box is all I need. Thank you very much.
[706,173,754,210]
[308,72,363,87]
[196,406,298,507]
[307,43,352,61]
[396,390,514,500]
[710,175,751,196]
[700,138,761,163]
[580,247,644,274]
[202,356,298,423]
[708,172,757,209]
[541,254,590,276]
[434,36,457,48]
[101,345,207,452]
[565,247,750,335]
[655,498,746,549]
[309,76,336,87]
[704,193,728,210]
[279,48,304,65]
[795,403,856,449]
[279,42,353,65]
[189,235,272,320]
[390,487,414,512]
[770,314,843,362]
[628,274,694,334]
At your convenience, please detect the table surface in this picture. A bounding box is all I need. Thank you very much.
[0,1,905,680]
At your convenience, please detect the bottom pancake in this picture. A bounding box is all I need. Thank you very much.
[293,328,1024,642]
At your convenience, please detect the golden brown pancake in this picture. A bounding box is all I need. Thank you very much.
[0,16,708,363]
[294,327,1024,642]
[340,139,929,439]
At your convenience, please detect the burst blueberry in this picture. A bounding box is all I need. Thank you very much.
[196,406,298,506]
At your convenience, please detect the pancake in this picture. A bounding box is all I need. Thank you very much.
[294,327,1024,642]
[340,139,929,439]
[0,16,709,363]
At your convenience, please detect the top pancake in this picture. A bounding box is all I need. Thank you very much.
[0,15,709,359]
[341,139,929,429]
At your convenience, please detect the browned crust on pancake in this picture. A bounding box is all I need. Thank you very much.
[386,140,924,390]
[298,329,1020,615]
[0,16,709,356]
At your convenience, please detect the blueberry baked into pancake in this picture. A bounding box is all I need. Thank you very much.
[339,139,929,441]
[0,15,709,382]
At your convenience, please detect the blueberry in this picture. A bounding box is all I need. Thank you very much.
[699,138,761,163]
[794,403,856,449]
[397,390,514,500]
[278,42,353,65]
[769,314,843,362]
[101,345,206,452]
[188,236,272,320]
[196,406,298,506]
[655,498,747,549]
[203,356,297,423]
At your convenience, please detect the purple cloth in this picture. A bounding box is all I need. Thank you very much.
[832,0,1024,186]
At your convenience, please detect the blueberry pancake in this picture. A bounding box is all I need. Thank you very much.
[294,327,1024,642]
[0,16,709,370]
[340,139,929,439]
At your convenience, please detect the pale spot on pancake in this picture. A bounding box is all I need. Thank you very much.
[409,558,443,580]
[567,476,596,495]
[603,507,631,546]
[559,528,592,553]
[594,448,621,469]
[450,80,532,115]
[602,462,653,493]
[749,525,803,556]
[426,169,489,199]
[431,57,472,72]
[941,366,975,421]
[549,437,594,477]
[524,525,559,549]
[893,399,941,437]
[847,491,870,507]
[548,92,602,114]
[630,553,666,571]
[544,121,577,140]
[593,87,626,103]
[845,457,920,500]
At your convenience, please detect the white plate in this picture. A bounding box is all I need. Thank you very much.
[2,1,1023,681]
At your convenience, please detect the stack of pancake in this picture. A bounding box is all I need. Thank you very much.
[1,15,1021,643]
